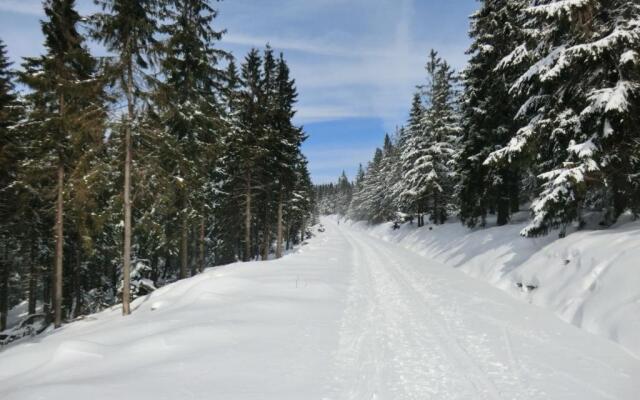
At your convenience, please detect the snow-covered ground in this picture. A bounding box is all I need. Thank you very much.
[1,216,638,399]
[355,216,640,359]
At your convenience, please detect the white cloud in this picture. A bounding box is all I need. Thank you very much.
[220,0,470,127]
[0,1,43,16]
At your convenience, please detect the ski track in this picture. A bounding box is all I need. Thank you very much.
[327,217,638,400]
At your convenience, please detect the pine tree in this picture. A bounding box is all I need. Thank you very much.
[19,0,107,327]
[92,0,160,314]
[459,0,525,228]
[0,38,21,331]
[486,0,640,236]
[421,56,461,224]
[398,91,429,226]
[237,49,265,261]
[397,51,461,226]
[335,171,352,216]
[272,54,305,258]
[153,0,228,278]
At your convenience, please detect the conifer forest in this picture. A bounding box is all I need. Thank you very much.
[1,1,639,399]
[0,0,313,331]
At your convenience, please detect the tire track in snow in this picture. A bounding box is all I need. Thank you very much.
[347,228,504,400]
[330,221,506,400]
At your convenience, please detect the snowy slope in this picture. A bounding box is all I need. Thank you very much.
[355,216,640,358]
[0,217,638,399]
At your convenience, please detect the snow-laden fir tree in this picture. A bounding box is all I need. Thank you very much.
[485,0,640,237]
[397,92,430,226]
[458,0,526,228]
[397,51,461,226]
[376,133,401,222]
[420,54,462,224]
[335,171,353,216]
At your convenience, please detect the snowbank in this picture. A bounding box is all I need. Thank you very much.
[351,217,640,358]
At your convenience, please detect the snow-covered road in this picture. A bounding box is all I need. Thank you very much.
[1,216,638,399]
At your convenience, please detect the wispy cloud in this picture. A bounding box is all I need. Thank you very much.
[220,0,471,128]
[0,1,43,16]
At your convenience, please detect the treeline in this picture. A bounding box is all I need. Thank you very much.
[317,0,640,236]
[0,0,313,333]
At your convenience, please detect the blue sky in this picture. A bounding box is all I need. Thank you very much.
[0,0,478,184]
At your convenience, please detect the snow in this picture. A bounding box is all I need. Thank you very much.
[528,0,592,19]
[621,50,638,64]
[584,80,639,115]
[1,217,639,399]
[356,216,640,359]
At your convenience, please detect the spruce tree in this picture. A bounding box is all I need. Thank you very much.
[153,0,228,278]
[398,92,429,226]
[0,38,20,331]
[92,0,160,314]
[19,0,106,327]
[486,0,640,236]
[459,0,525,228]
[421,56,461,224]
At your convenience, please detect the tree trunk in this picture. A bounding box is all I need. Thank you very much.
[496,196,510,226]
[285,225,290,251]
[28,246,37,316]
[243,178,252,262]
[179,202,188,280]
[122,61,134,316]
[509,171,520,215]
[42,271,50,323]
[275,195,284,259]
[262,227,270,261]
[198,219,205,273]
[53,162,64,328]
[72,246,82,318]
[0,246,8,331]
[300,217,305,244]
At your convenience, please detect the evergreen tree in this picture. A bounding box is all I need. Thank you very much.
[486,0,640,236]
[0,38,21,331]
[397,91,429,226]
[153,0,228,278]
[396,51,461,226]
[421,56,461,224]
[92,0,160,314]
[458,0,525,228]
[335,171,352,216]
[19,0,107,327]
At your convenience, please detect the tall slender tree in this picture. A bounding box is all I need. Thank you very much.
[93,0,160,314]
[20,0,106,327]
[0,38,20,331]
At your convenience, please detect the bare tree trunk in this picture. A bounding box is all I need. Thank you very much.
[53,162,64,328]
[275,194,284,259]
[42,271,50,322]
[72,247,82,318]
[0,245,8,331]
[262,227,270,261]
[198,219,205,273]
[122,60,134,316]
[300,217,305,244]
[28,241,37,316]
[179,200,188,279]
[243,178,252,262]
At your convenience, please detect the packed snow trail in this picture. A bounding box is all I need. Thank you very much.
[0,217,638,399]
